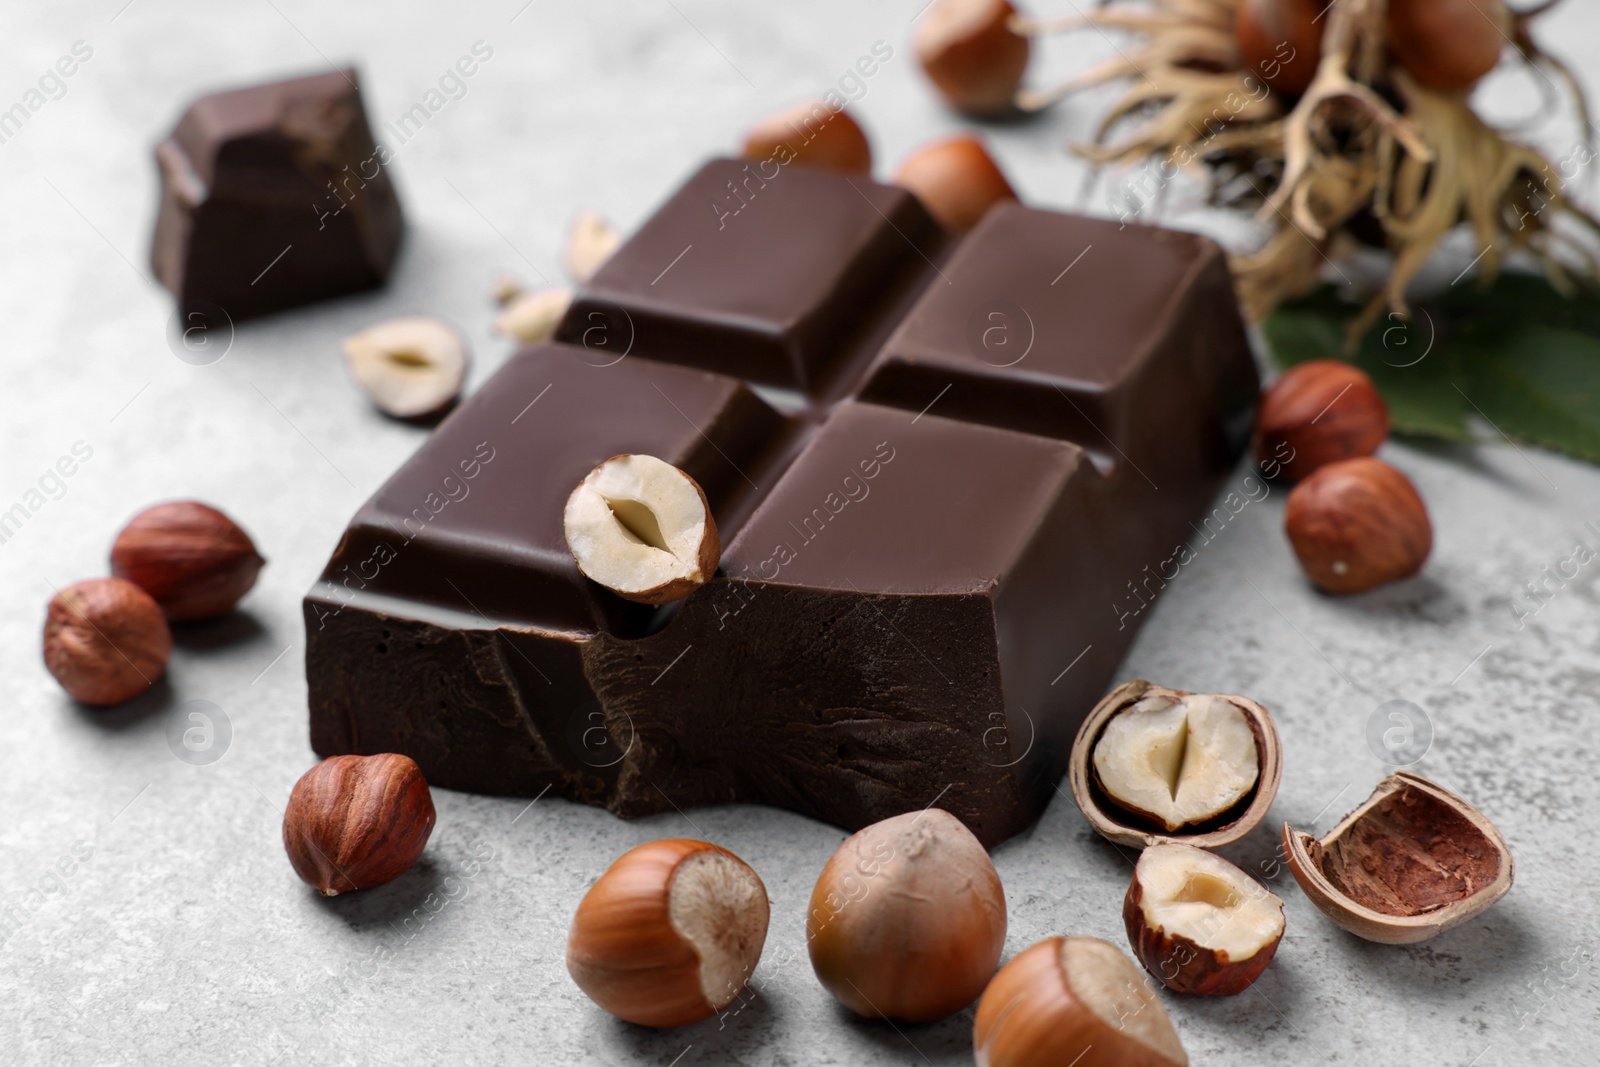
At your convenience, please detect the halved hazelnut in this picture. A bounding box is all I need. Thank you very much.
[342,316,469,420]
[915,0,1032,118]
[740,102,873,174]
[564,454,721,605]
[1070,680,1282,849]
[1124,843,1285,996]
[891,134,1017,232]
[567,839,769,1028]
[974,936,1187,1067]
[565,210,622,283]
[494,287,573,343]
[1283,771,1513,944]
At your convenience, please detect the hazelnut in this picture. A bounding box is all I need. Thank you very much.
[43,577,172,707]
[1283,771,1513,944]
[565,209,622,283]
[490,273,525,306]
[1124,843,1285,996]
[807,809,1006,1022]
[891,134,1017,232]
[1071,680,1282,850]
[1284,457,1432,594]
[567,838,769,1028]
[1387,0,1509,92]
[282,753,436,896]
[973,936,1188,1067]
[1255,360,1389,482]
[915,0,1031,117]
[740,102,873,174]
[564,454,721,604]
[110,501,266,621]
[494,287,573,343]
[342,316,470,420]
[1234,0,1325,96]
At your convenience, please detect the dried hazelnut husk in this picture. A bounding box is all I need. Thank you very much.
[1285,457,1432,594]
[1070,680,1282,850]
[1283,771,1513,944]
[43,577,173,706]
[282,753,436,896]
[111,501,265,621]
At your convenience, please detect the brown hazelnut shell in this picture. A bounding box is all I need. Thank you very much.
[1254,360,1389,482]
[1283,771,1513,944]
[1069,680,1282,850]
[1284,457,1432,595]
[282,753,436,896]
[740,102,872,174]
[891,134,1017,232]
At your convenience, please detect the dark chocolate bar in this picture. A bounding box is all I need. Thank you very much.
[304,158,1257,846]
[151,69,403,323]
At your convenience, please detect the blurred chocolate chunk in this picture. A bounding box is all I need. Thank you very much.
[150,69,403,323]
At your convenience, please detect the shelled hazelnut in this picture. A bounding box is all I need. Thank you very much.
[282,754,436,896]
[1124,843,1284,996]
[1285,457,1432,594]
[1070,680,1282,850]
[43,577,172,706]
[807,809,1006,1022]
[110,501,265,621]
[567,839,769,1028]
[564,454,721,604]
[1254,360,1389,482]
[342,316,470,420]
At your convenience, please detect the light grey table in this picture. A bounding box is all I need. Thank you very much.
[3,2,1598,1063]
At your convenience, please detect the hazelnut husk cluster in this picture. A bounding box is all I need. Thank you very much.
[42,500,264,707]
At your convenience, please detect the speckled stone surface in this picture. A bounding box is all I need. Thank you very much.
[3,2,1599,1064]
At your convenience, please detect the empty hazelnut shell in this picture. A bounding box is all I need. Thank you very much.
[1283,771,1513,944]
[1070,680,1282,850]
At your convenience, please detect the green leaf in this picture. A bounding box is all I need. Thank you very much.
[1261,275,1600,463]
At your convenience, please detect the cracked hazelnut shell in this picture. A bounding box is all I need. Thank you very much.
[1283,771,1513,944]
[111,501,265,621]
[1070,680,1282,850]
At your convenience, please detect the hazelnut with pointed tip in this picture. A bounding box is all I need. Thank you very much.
[741,102,873,174]
[915,0,1031,117]
[111,501,265,621]
[892,134,1017,232]
[282,753,436,896]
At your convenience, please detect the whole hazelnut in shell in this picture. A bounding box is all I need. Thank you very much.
[807,808,1006,1022]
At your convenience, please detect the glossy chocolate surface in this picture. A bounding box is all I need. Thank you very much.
[305,157,1257,846]
[150,69,403,323]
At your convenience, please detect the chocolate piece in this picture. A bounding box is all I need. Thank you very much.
[151,69,403,323]
[305,158,1257,847]
[559,158,940,393]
